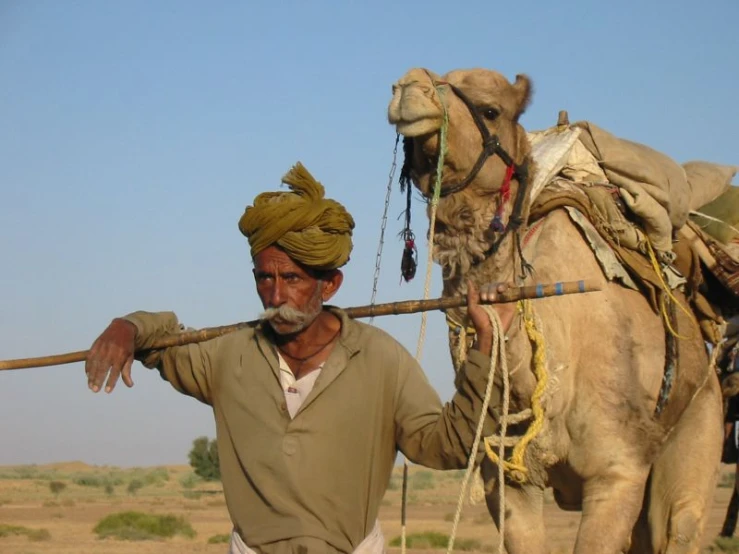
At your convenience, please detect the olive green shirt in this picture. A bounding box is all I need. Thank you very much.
[123,308,492,553]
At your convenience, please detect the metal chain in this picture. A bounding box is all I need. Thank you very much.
[369,133,400,324]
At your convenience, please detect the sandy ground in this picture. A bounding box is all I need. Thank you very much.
[0,462,736,553]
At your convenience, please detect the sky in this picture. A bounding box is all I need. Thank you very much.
[0,0,737,467]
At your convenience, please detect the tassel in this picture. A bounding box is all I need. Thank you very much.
[400,230,418,282]
[399,170,417,282]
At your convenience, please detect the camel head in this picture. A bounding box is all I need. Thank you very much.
[388,68,535,278]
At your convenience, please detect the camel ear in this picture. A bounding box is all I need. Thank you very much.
[512,74,533,121]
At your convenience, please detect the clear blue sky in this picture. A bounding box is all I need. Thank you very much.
[1,0,737,466]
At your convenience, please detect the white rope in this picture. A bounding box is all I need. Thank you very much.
[446,306,510,554]
[690,210,739,237]
[495,306,511,554]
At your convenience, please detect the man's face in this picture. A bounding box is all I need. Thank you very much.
[253,246,326,335]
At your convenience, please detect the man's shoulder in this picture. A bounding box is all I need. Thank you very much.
[341,315,409,356]
[204,322,260,352]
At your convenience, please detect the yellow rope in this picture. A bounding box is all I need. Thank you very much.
[643,238,693,340]
[483,299,548,485]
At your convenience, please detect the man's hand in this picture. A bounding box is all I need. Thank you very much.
[85,319,137,393]
[466,280,517,356]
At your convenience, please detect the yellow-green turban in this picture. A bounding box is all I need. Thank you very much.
[238,162,355,270]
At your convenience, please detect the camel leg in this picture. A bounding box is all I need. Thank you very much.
[481,460,548,554]
[573,468,650,554]
[638,379,723,554]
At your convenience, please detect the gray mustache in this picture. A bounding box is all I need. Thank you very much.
[259,305,309,325]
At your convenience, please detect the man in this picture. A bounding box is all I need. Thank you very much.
[85,162,515,554]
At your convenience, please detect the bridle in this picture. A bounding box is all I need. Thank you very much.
[406,80,531,234]
[432,82,529,203]
[404,80,532,268]
[398,76,535,277]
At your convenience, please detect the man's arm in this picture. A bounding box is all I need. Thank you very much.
[85,311,214,405]
[393,281,515,469]
[393,344,498,469]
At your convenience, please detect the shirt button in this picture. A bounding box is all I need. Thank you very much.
[283,436,297,456]
[280,402,287,412]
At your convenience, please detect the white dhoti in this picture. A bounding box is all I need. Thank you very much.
[229,520,385,554]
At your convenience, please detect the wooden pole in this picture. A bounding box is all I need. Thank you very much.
[0,279,600,371]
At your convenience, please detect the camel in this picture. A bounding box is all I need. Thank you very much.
[387,68,724,554]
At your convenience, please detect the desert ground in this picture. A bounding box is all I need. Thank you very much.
[0,461,737,553]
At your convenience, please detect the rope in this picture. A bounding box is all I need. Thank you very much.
[689,210,739,237]
[483,300,548,485]
[495,307,510,554]
[445,307,507,554]
[644,238,693,340]
[401,85,449,554]
[413,89,448,361]
[444,302,548,553]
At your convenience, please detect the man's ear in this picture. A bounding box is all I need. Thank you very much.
[321,270,343,302]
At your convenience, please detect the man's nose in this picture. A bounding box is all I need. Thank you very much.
[268,282,287,307]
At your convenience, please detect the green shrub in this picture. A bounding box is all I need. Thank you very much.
[93,511,196,541]
[179,472,202,490]
[389,531,484,551]
[75,475,103,487]
[188,436,220,481]
[390,531,448,549]
[8,466,40,479]
[710,536,739,553]
[127,479,144,496]
[183,490,203,500]
[105,483,115,496]
[143,468,170,486]
[72,473,123,488]
[719,472,736,488]
[49,480,67,496]
[386,475,401,491]
[411,470,435,490]
[208,533,231,544]
[0,523,51,542]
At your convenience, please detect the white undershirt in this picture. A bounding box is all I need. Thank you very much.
[277,352,323,419]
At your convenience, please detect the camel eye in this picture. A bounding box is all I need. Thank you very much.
[483,108,499,121]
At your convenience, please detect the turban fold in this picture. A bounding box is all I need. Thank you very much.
[238,162,355,270]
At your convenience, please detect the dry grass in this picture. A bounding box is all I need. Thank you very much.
[0,462,735,553]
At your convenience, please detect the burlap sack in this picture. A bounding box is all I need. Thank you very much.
[683,161,736,210]
[574,121,691,229]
